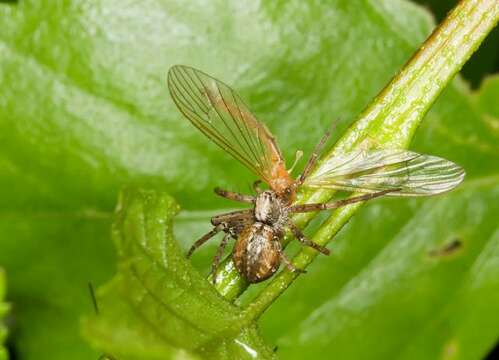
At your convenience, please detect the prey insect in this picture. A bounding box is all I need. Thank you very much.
[167,65,465,284]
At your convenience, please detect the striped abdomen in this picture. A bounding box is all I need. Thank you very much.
[233,223,281,283]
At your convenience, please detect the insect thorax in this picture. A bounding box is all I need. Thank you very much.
[254,190,287,227]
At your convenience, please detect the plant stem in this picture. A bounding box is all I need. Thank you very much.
[214,0,499,303]
[242,0,499,319]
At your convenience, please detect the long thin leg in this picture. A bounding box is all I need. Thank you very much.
[280,252,306,274]
[288,189,399,213]
[210,232,231,283]
[288,221,330,255]
[214,187,254,203]
[211,209,253,227]
[297,120,338,185]
[186,224,223,258]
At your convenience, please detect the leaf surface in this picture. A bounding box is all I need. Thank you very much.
[259,77,499,359]
[0,1,497,359]
[82,188,275,359]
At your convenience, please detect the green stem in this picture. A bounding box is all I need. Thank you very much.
[242,0,499,319]
[215,0,499,303]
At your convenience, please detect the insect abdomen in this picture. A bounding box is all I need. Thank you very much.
[233,223,281,283]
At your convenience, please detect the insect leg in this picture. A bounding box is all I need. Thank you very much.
[287,221,330,255]
[186,224,224,258]
[288,189,399,213]
[280,252,306,274]
[214,187,254,203]
[209,232,231,284]
[297,120,337,185]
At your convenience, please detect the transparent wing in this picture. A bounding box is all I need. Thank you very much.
[303,149,465,196]
[167,65,291,190]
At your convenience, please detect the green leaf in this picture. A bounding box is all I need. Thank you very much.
[0,214,114,359]
[0,1,498,359]
[258,77,499,359]
[0,269,8,360]
[0,1,436,357]
[226,0,498,308]
[476,76,499,120]
[82,188,275,360]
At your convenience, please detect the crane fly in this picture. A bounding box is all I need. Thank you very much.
[167,65,465,284]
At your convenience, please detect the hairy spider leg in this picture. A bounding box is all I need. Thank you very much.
[210,232,232,284]
[288,189,398,213]
[186,224,224,258]
[214,187,255,203]
[287,221,330,255]
[187,210,254,258]
[280,251,306,274]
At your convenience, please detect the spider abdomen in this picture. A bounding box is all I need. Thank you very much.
[233,223,281,283]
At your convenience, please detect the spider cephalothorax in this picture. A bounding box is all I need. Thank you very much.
[254,190,287,226]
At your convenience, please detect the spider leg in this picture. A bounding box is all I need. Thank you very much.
[288,221,330,255]
[211,209,253,223]
[280,251,306,274]
[288,189,398,213]
[209,232,231,284]
[186,224,224,258]
[214,187,255,203]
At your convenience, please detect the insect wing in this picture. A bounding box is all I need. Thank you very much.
[304,149,465,196]
[167,65,291,190]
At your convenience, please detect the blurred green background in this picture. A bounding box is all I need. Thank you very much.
[0,0,498,359]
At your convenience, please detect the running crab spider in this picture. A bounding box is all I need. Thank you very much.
[167,65,465,284]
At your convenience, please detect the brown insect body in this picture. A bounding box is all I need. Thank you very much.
[168,65,465,284]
